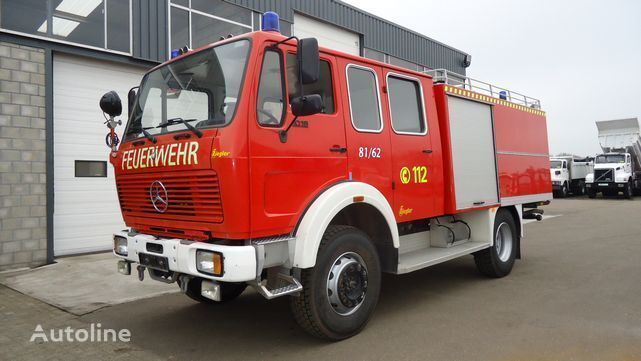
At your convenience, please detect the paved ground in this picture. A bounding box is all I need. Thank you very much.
[2,197,641,360]
[0,252,177,315]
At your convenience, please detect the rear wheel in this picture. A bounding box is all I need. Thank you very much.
[474,209,518,278]
[574,180,585,196]
[290,225,381,340]
[178,277,247,304]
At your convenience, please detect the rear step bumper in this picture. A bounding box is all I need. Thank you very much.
[112,231,257,282]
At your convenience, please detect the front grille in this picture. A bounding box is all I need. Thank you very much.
[594,168,614,182]
[116,170,223,223]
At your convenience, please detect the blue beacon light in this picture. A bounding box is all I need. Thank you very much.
[262,11,280,33]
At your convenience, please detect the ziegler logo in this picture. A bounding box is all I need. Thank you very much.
[399,205,413,216]
[149,180,168,213]
[211,149,230,158]
[121,141,199,170]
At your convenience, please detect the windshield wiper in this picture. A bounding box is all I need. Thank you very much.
[157,117,203,138]
[141,127,157,143]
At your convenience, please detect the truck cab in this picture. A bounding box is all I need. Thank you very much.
[550,158,569,196]
[586,153,634,198]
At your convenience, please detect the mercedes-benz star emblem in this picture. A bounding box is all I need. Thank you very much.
[149,180,168,213]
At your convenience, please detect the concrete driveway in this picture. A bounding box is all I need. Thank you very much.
[3,197,641,360]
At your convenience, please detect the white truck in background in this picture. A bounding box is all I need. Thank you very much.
[585,118,641,199]
[550,156,593,197]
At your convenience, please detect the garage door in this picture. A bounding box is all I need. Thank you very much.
[293,13,360,55]
[53,54,146,256]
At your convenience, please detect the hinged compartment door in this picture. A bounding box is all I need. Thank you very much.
[447,96,499,210]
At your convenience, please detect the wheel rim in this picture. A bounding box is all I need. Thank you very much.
[495,222,513,262]
[326,252,368,316]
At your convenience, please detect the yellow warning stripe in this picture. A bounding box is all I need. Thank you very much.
[443,85,546,116]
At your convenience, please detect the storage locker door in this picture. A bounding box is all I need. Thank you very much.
[447,97,499,210]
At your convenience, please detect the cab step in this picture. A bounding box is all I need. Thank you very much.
[253,273,303,299]
[397,241,490,274]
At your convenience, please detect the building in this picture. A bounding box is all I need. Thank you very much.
[0,0,470,270]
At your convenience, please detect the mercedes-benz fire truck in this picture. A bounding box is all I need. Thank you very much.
[100,12,552,340]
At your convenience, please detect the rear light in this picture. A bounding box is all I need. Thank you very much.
[196,250,224,276]
[114,236,128,256]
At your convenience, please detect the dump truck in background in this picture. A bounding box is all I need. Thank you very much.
[586,118,641,199]
[549,156,593,197]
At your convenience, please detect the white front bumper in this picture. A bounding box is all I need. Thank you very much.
[113,231,257,282]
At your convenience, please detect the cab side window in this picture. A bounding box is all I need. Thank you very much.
[286,53,335,114]
[387,75,426,134]
[346,66,382,132]
[257,50,285,126]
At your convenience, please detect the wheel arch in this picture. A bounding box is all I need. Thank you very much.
[291,182,399,270]
[501,205,522,259]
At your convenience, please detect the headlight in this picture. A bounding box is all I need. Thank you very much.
[114,236,128,256]
[196,250,224,276]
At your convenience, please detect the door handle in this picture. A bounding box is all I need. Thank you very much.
[422,149,433,154]
[330,146,347,153]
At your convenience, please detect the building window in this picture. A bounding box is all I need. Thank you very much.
[75,160,107,177]
[257,50,285,126]
[387,75,426,135]
[286,54,335,114]
[169,0,252,55]
[363,48,385,63]
[0,0,131,54]
[346,65,382,133]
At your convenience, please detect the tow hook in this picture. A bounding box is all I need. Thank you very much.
[178,274,192,293]
[137,265,146,281]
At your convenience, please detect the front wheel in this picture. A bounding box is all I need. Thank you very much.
[290,225,381,340]
[474,209,518,278]
[623,180,633,199]
[559,183,568,198]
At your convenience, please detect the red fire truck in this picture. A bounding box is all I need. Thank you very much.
[100,12,551,340]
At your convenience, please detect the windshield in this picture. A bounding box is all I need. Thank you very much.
[125,40,250,140]
[596,154,625,164]
[550,160,564,169]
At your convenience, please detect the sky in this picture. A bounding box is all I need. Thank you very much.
[343,0,641,156]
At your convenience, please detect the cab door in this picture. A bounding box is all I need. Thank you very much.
[248,45,347,237]
[339,60,393,206]
[384,71,438,220]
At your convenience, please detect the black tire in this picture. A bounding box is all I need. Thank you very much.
[474,209,518,278]
[559,182,568,198]
[623,180,633,199]
[290,225,381,340]
[178,277,247,304]
[588,190,597,199]
[574,180,585,196]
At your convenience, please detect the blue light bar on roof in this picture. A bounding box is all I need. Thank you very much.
[262,11,280,33]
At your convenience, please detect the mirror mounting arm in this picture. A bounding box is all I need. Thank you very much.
[268,36,299,49]
[279,116,298,143]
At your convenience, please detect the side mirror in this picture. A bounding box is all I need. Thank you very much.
[297,38,319,85]
[127,87,138,118]
[291,94,323,117]
[100,91,122,118]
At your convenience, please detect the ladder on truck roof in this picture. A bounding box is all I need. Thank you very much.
[425,69,542,109]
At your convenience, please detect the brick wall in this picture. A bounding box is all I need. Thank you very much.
[0,41,47,271]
